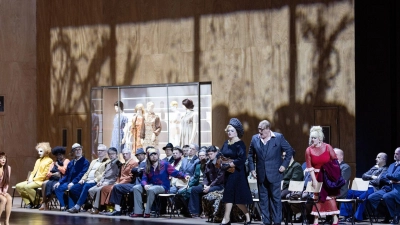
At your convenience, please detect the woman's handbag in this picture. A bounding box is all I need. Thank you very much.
[216,155,235,173]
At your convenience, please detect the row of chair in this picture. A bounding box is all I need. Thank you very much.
[281,179,374,225]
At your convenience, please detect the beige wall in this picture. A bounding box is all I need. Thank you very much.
[0,0,37,190]
[35,0,356,180]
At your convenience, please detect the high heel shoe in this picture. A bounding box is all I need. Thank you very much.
[244,217,252,225]
[220,222,231,225]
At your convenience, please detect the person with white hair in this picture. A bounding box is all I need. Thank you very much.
[66,144,110,213]
[305,126,340,225]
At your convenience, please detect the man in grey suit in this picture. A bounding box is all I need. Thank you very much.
[179,143,199,176]
[248,120,294,225]
[88,147,121,214]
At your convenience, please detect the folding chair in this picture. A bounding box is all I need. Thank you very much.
[287,181,323,225]
[284,181,305,225]
[155,193,176,218]
[336,178,373,225]
[248,178,261,220]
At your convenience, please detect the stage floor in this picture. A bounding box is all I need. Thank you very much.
[6,197,386,225]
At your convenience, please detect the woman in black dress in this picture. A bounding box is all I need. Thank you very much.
[220,118,253,225]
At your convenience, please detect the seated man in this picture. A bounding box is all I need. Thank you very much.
[174,149,206,216]
[182,145,190,158]
[101,148,138,216]
[172,143,199,194]
[335,148,352,199]
[88,147,121,214]
[281,151,304,199]
[16,142,53,208]
[105,147,147,217]
[65,144,109,213]
[339,152,388,222]
[368,147,400,224]
[131,147,189,218]
[188,146,224,217]
[54,143,90,210]
[162,143,175,164]
[169,147,185,193]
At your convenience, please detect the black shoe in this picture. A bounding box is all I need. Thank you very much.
[67,207,79,213]
[345,217,362,223]
[25,203,34,209]
[106,211,121,216]
[339,217,349,223]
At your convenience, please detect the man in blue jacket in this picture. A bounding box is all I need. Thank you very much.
[368,147,400,225]
[54,143,90,210]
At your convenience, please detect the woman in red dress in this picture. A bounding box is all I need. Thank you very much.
[305,126,339,225]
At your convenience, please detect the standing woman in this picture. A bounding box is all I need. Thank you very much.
[305,126,339,225]
[0,152,12,225]
[220,118,252,225]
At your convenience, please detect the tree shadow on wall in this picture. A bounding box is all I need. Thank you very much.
[50,27,139,114]
[274,6,355,163]
[212,5,355,166]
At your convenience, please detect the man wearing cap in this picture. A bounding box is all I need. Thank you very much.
[106,147,146,216]
[64,144,110,213]
[54,143,90,210]
[162,143,175,164]
[131,147,189,218]
[248,120,294,225]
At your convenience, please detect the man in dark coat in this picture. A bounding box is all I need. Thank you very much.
[248,120,294,225]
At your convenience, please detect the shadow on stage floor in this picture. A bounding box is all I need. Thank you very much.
[6,197,387,225]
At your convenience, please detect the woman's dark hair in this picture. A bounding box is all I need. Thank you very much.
[0,152,10,188]
[206,145,218,153]
[52,146,66,156]
[182,99,194,109]
[114,101,124,111]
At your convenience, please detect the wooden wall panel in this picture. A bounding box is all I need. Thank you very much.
[35,0,356,176]
[0,116,3,154]
[0,0,37,190]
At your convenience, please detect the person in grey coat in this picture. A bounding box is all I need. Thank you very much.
[248,120,294,225]
[88,147,120,213]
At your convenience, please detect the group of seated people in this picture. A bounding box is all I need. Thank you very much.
[281,147,400,225]
[16,142,400,223]
[15,142,226,219]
